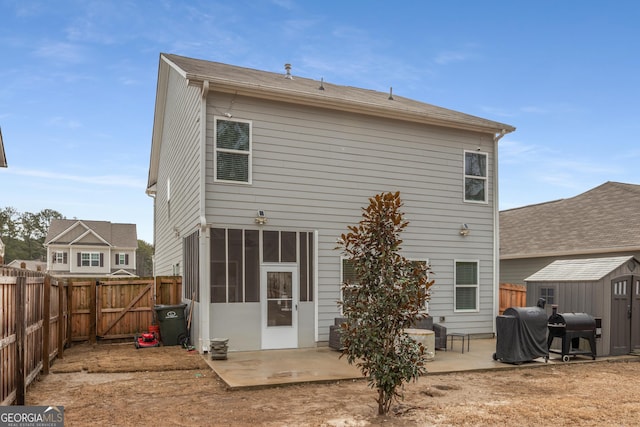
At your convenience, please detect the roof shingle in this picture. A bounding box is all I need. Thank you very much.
[500,182,640,259]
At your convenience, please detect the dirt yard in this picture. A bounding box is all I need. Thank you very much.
[26,342,640,426]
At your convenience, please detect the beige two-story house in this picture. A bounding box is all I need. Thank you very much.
[45,219,138,277]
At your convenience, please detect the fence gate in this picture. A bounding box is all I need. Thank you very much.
[97,280,155,339]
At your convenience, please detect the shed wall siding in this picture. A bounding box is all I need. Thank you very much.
[154,67,202,277]
[204,92,498,339]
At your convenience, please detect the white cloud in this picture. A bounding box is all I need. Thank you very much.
[46,116,82,129]
[434,51,471,65]
[33,41,86,63]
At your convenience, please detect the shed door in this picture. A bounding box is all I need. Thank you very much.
[632,276,640,353]
[611,276,633,355]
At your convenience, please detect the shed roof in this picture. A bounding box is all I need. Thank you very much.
[500,182,640,259]
[524,256,637,282]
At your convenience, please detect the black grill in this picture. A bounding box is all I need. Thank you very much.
[493,298,549,364]
[547,305,597,362]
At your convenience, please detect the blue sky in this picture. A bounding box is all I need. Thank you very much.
[1,1,639,243]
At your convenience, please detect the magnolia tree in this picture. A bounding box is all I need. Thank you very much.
[337,191,434,415]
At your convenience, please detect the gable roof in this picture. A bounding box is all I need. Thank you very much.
[524,256,637,282]
[500,182,640,259]
[0,127,6,168]
[45,219,138,248]
[148,53,515,191]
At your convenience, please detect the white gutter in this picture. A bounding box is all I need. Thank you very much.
[492,129,507,333]
[198,80,211,354]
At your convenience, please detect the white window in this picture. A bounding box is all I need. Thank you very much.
[214,117,252,184]
[54,251,67,264]
[454,260,479,312]
[81,252,100,267]
[116,253,127,265]
[340,258,430,312]
[464,151,488,203]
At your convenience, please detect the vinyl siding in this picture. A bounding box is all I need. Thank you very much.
[153,67,202,276]
[204,92,497,338]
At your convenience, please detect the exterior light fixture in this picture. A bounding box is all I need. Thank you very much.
[459,223,470,236]
[255,210,267,225]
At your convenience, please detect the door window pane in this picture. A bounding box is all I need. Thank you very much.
[267,272,293,326]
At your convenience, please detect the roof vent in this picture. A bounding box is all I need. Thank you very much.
[319,77,325,90]
[284,63,293,79]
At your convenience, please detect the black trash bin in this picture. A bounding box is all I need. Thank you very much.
[154,304,188,346]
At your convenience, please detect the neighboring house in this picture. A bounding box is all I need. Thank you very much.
[6,259,47,272]
[0,237,5,264]
[0,127,6,167]
[147,53,515,352]
[500,181,640,287]
[45,219,138,277]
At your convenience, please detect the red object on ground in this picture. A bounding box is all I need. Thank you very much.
[149,324,161,340]
[135,331,159,349]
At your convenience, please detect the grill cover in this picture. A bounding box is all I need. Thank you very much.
[495,306,549,364]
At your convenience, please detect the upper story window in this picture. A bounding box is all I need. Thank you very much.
[464,151,488,203]
[214,117,252,184]
[115,253,129,266]
[53,251,67,264]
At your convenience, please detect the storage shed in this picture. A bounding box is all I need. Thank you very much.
[525,256,640,356]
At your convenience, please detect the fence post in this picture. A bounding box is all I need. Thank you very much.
[15,275,26,405]
[42,275,51,374]
[89,281,98,344]
[57,279,64,359]
[66,280,73,348]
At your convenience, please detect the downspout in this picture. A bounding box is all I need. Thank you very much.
[198,80,211,353]
[492,129,507,335]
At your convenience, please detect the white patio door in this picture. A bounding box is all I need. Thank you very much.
[261,265,298,349]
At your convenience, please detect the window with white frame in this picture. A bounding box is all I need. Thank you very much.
[454,260,479,311]
[54,251,67,264]
[340,258,430,312]
[115,253,128,266]
[81,252,101,267]
[464,150,488,203]
[214,117,251,184]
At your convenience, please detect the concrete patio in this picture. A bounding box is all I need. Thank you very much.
[203,338,636,389]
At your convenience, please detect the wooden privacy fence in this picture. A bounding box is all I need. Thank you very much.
[1,268,67,406]
[68,277,182,342]
[1,271,181,406]
[499,283,527,314]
